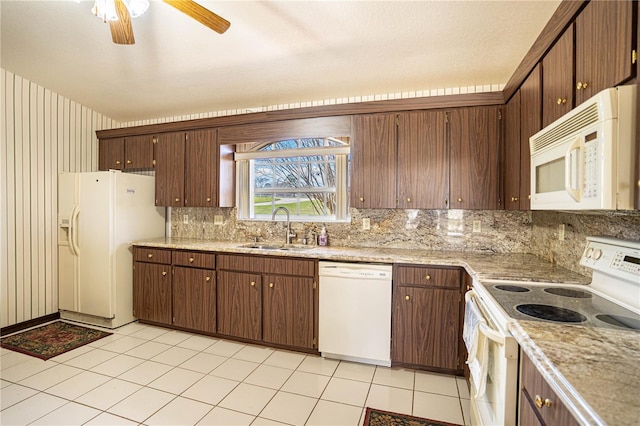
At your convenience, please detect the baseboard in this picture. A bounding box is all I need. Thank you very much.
[0,312,61,336]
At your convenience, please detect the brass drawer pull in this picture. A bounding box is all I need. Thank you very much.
[126,160,132,164]
[162,271,167,276]
[250,281,256,287]
[359,197,364,202]
[424,274,431,281]
[405,295,410,301]
[535,395,552,408]
[205,276,211,282]
[457,197,463,202]
[175,198,180,202]
[206,197,211,202]
[115,160,121,165]
[269,282,274,288]
[189,257,194,263]
[556,98,567,105]
[147,253,153,259]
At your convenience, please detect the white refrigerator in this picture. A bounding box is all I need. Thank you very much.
[58,171,165,328]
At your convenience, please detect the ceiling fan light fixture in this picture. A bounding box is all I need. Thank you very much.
[91,0,148,22]
[92,0,118,22]
[123,0,149,19]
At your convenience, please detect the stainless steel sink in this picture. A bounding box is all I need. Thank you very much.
[240,244,315,251]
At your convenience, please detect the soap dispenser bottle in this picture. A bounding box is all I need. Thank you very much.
[318,226,328,246]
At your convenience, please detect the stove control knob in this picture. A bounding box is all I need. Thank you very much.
[593,249,603,260]
[585,248,594,258]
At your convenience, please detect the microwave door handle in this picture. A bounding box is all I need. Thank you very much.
[564,137,583,202]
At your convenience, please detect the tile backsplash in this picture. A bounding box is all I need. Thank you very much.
[171,207,640,278]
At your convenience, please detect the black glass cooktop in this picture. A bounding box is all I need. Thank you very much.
[484,283,640,331]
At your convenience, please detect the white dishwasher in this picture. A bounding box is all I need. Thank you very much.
[318,261,393,367]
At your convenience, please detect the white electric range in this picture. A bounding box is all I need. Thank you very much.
[464,236,640,426]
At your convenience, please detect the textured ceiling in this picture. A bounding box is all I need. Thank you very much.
[1,0,560,122]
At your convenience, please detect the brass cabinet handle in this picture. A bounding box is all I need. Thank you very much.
[250,281,256,287]
[556,98,567,105]
[457,197,463,202]
[407,197,411,202]
[535,395,552,409]
[206,197,211,202]
[147,253,153,258]
[189,257,194,263]
[405,295,410,301]
[115,160,121,165]
[162,271,167,276]
[126,160,132,164]
[175,198,180,202]
[359,197,364,202]
[205,276,211,282]
[511,196,519,202]
[269,282,274,288]
[425,274,431,281]
[576,81,588,90]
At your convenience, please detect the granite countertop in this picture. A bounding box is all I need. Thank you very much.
[133,237,590,284]
[510,321,640,426]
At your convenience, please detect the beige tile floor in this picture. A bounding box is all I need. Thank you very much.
[1,321,471,425]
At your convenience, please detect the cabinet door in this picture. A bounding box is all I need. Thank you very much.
[98,138,124,171]
[155,132,185,207]
[217,270,262,340]
[124,135,154,170]
[351,113,397,209]
[392,286,459,369]
[173,266,216,333]
[542,25,574,127]
[397,111,448,209]
[263,275,315,349]
[133,261,172,324]
[575,0,634,105]
[504,91,521,210]
[185,129,217,207]
[449,106,501,209]
[520,64,542,210]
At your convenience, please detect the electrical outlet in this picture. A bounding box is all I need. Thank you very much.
[472,220,481,233]
[362,218,371,230]
[214,215,224,225]
[182,215,188,224]
[558,224,565,241]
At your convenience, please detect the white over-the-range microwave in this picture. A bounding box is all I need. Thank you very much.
[529,84,637,210]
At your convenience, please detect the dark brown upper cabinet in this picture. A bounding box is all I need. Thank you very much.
[351,113,397,209]
[449,106,502,210]
[155,129,234,208]
[575,0,635,105]
[542,24,575,127]
[504,91,521,211]
[397,111,449,209]
[519,64,542,210]
[98,135,154,171]
[155,132,186,207]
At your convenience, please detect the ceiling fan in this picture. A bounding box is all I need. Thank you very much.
[93,0,230,45]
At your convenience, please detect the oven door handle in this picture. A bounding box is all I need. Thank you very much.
[466,290,506,346]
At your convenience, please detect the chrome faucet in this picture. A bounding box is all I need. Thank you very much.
[271,206,296,245]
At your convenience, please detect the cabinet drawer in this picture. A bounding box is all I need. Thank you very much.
[173,250,216,269]
[395,265,460,288]
[520,352,579,426]
[134,247,171,264]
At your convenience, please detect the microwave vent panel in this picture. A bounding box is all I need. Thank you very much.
[530,102,599,154]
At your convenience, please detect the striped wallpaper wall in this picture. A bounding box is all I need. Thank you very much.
[0,69,120,328]
[1,67,504,328]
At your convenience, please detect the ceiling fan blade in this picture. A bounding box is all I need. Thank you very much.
[110,0,135,44]
[163,0,230,34]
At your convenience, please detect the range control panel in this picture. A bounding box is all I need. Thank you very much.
[581,236,640,280]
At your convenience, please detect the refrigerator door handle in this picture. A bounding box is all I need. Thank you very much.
[69,204,81,256]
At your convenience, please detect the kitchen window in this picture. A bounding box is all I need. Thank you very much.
[235,137,350,222]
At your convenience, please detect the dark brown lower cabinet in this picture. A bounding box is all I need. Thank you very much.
[216,270,263,341]
[519,350,579,426]
[392,265,461,371]
[133,261,172,325]
[263,274,315,349]
[173,266,216,333]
